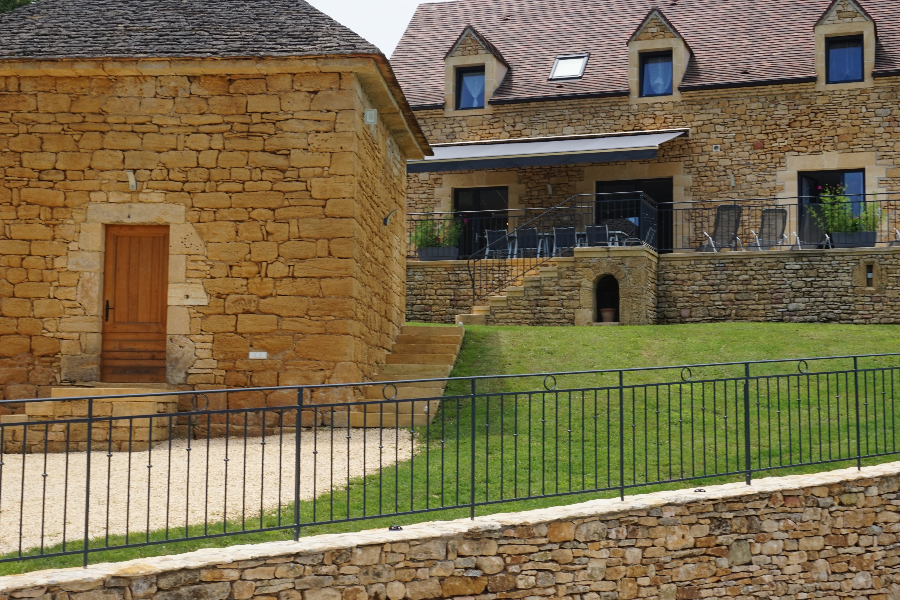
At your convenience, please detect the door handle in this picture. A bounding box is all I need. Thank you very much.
[105,300,113,322]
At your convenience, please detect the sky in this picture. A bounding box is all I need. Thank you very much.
[305,0,453,57]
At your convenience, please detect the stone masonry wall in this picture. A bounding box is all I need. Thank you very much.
[406,77,900,215]
[0,57,409,407]
[657,247,900,324]
[407,248,900,326]
[3,461,900,600]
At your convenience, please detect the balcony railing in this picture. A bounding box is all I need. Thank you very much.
[407,192,900,259]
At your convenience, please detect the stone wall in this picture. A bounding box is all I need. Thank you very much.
[3,461,900,600]
[406,247,900,326]
[657,247,900,324]
[0,57,415,405]
[406,77,900,215]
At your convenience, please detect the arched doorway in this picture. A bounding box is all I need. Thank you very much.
[596,275,620,323]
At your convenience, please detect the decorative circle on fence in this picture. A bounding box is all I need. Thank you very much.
[798,360,809,374]
[681,367,693,382]
[543,375,558,391]
[382,383,398,401]
[190,393,210,412]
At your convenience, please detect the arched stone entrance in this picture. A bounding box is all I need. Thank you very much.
[595,275,620,323]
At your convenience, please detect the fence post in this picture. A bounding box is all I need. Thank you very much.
[294,387,303,541]
[82,397,93,568]
[744,363,752,486]
[470,378,477,520]
[619,370,625,501]
[853,356,862,470]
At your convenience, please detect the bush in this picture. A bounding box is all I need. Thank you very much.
[814,184,882,233]
[0,0,32,14]
[410,216,462,248]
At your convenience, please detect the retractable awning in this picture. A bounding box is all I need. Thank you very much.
[407,129,687,173]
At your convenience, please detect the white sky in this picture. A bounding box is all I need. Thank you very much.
[306,0,453,57]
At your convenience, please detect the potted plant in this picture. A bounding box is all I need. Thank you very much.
[410,216,463,261]
[814,185,882,248]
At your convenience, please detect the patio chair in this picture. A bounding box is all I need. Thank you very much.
[584,225,610,247]
[600,218,639,246]
[482,229,511,259]
[750,208,788,251]
[552,227,578,256]
[514,227,544,258]
[792,204,832,250]
[892,228,900,247]
[699,204,743,252]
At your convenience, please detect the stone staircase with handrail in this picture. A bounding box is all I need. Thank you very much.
[455,264,561,325]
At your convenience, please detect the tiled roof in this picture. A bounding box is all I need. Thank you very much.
[391,0,900,108]
[0,0,381,60]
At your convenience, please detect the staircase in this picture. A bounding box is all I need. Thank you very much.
[456,264,561,325]
[333,325,465,428]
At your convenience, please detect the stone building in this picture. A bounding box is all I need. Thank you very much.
[0,0,431,402]
[391,0,900,326]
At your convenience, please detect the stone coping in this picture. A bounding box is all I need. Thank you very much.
[661,245,900,261]
[407,246,656,268]
[2,460,898,592]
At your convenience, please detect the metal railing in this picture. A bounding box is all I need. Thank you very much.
[408,193,900,263]
[441,192,657,306]
[2,352,899,566]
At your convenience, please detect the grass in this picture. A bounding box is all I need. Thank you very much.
[4,322,900,574]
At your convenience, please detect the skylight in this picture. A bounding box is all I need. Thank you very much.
[550,54,589,80]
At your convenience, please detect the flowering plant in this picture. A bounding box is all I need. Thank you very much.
[814,184,882,233]
[410,215,463,248]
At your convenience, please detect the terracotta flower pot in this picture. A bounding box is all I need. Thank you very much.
[600,308,617,323]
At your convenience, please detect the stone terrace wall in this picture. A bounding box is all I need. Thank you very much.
[3,461,900,600]
[407,247,900,326]
[657,247,900,324]
[0,57,409,405]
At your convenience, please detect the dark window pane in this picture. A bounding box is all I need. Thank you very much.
[457,69,485,109]
[827,37,863,83]
[640,53,673,96]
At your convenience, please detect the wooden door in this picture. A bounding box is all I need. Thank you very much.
[102,225,169,383]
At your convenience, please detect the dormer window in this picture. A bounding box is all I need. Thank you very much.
[550,54,588,80]
[456,66,486,109]
[827,35,864,83]
[640,51,673,97]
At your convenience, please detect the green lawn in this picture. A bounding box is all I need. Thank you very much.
[4,322,899,574]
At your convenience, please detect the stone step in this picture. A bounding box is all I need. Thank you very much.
[329,412,431,428]
[385,353,458,365]
[375,364,453,380]
[393,335,463,350]
[363,386,445,400]
[391,342,460,354]
[455,314,486,325]
[472,306,490,315]
[401,325,464,338]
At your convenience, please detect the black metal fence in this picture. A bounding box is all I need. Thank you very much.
[2,353,899,567]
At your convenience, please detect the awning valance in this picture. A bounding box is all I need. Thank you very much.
[407,130,687,173]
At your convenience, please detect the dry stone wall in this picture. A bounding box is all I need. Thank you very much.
[3,461,900,600]
[407,248,900,326]
[0,57,410,406]
[657,247,900,324]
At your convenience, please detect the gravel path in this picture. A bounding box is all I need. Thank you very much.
[0,429,415,555]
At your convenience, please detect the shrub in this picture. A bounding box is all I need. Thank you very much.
[0,0,32,14]
[410,216,462,248]
[814,184,882,233]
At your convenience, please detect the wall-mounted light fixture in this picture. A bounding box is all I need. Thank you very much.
[126,170,137,191]
[365,108,378,125]
[383,208,398,226]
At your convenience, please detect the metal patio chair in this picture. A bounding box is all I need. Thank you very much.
[552,226,578,256]
[750,208,788,250]
[700,204,743,252]
[584,225,610,247]
[514,227,544,258]
[483,229,511,259]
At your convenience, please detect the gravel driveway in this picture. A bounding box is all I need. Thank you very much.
[0,428,415,555]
